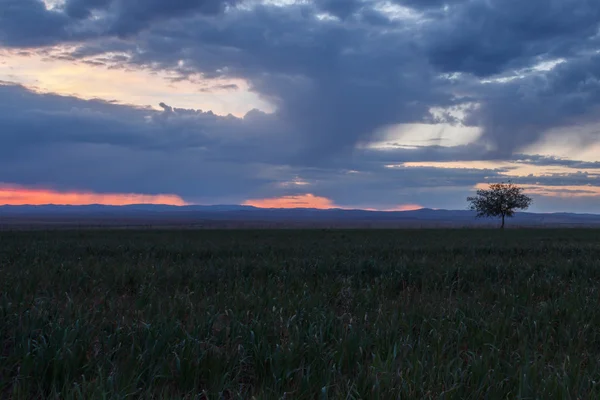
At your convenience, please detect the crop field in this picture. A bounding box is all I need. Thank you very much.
[2,229,600,399]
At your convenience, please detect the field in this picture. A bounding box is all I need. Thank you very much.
[2,229,600,399]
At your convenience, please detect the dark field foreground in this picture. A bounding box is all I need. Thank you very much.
[2,230,600,399]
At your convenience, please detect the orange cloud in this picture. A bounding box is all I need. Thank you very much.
[244,194,424,211]
[0,49,272,118]
[0,185,187,206]
[385,204,424,211]
[244,194,336,209]
[361,204,424,212]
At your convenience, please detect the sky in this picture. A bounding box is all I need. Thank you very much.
[1,0,600,212]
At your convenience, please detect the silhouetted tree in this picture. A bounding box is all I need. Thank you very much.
[467,182,532,229]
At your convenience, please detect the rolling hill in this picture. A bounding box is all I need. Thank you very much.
[1,204,599,228]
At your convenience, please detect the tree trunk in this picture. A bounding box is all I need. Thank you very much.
[501,214,505,229]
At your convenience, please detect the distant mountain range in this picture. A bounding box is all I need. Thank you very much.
[1,204,600,228]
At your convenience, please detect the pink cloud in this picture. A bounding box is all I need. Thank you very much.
[0,184,187,206]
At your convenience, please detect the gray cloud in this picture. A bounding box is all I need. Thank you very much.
[0,0,72,47]
[423,0,600,76]
[314,0,364,19]
[0,83,598,210]
[198,83,239,93]
[65,0,239,36]
[5,0,600,157]
[465,54,600,155]
[54,0,600,158]
[394,0,467,9]
[513,155,600,170]
[506,172,600,187]
[0,83,292,200]
[63,0,111,19]
[102,3,457,162]
[0,0,238,47]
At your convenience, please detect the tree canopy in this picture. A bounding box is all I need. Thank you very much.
[467,182,532,228]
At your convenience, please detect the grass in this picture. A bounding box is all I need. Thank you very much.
[2,229,600,399]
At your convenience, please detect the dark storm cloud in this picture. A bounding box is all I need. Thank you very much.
[423,0,600,76]
[44,0,600,160]
[101,3,456,162]
[65,0,239,36]
[0,0,238,46]
[0,0,71,47]
[4,0,600,159]
[466,54,600,156]
[395,0,465,8]
[314,0,364,19]
[0,84,238,157]
[63,0,111,19]
[0,83,292,198]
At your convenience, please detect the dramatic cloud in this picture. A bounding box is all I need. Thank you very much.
[0,0,72,47]
[1,0,600,211]
[0,83,293,200]
[423,0,600,76]
[0,0,239,46]
[55,0,600,156]
[64,0,239,36]
[466,54,600,156]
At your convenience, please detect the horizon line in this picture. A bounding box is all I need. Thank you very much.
[0,203,598,216]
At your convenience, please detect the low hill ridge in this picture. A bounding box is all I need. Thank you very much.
[1,204,599,228]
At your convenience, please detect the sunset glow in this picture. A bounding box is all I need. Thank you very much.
[0,49,271,117]
[244,194,336,209]
[244,194,424,211]
[385,204,424,211]
[360,204,424,212]
[0,185,187,206]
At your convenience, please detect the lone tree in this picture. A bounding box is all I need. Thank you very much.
[467,182,532,229]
